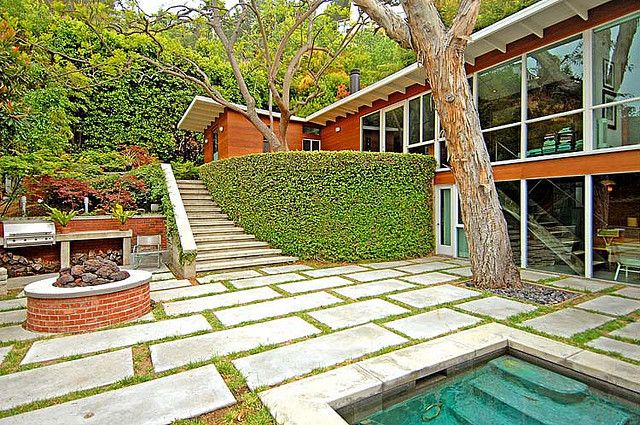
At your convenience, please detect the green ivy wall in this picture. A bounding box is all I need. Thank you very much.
[199,151,436,262]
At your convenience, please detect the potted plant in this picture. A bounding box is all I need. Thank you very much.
[110,203,136,230]
[45,206,78,233]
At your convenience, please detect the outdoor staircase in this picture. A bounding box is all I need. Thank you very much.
[498,188,606,275]
[176,180,297,273]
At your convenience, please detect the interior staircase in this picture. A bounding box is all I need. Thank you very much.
[176,180,297,273]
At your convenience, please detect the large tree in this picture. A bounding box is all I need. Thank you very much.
[118,0,365,152]
[353,0,521,288]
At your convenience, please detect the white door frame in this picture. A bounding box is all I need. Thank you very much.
[435,184,456,256]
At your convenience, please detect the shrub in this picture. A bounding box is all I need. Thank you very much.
[199,151,436,262]
[171,160,199,180]
[27,176,100,211]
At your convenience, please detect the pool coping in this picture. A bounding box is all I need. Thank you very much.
[259,323,640,425]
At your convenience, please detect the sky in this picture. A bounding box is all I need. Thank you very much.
[136,0,200,14]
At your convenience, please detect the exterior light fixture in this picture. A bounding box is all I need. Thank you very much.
[600,179,616,192]
[336,127,341,132]
[219,126,224,132]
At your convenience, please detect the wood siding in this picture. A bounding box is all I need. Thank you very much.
[203,110,318,161]
[434,150,640,184]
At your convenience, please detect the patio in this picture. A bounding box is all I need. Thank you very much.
[0,256,638,424]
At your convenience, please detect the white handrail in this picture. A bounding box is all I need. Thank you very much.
[160,163,197,256]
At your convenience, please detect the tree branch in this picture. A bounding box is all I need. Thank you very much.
[352,0,412,49]
[447,0,480,52]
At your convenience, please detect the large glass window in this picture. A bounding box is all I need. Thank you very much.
[422,93,436,142]
[408,97,421,145]
[478,59,522,129]
[527,113,583,157]
[592,172,640,284]
[408,144,434,155]
[527,177,585,276]
[496,181,521,265]
[527,36,583,119]
[484,126,521,162]
[593,14,640,149]
[361,112,380,152]
[384,107,404,152]
[302,139,320,151]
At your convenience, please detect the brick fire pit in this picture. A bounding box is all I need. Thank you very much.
[24,270,152,333]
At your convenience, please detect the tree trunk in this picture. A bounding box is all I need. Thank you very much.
[425,54,521,288]
[353,0,523,289]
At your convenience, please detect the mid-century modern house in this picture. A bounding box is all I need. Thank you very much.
[178,0,640,284]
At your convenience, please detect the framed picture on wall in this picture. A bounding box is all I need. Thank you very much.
[602,89,617,130]
[603,59,615,90]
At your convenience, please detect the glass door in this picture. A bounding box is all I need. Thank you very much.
[456,198,469,258]
[213,132,219,161]
[436,185,454,256]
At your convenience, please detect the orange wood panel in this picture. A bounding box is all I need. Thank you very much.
[434,150,640,184]
[209,110,309,159]
[321,83,427,151]
[203,125,214,163]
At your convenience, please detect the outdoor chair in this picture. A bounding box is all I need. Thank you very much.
[132,235,165,269]
[611,242,640,281]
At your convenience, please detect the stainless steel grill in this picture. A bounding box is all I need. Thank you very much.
[2,221,56,248]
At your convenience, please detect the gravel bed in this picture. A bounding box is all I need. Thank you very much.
[466,282,578,305]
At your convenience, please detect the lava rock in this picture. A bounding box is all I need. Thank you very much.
[81,273,98,283]
[55,273,75,287]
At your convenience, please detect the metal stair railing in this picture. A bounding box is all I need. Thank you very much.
[498,189,584,275]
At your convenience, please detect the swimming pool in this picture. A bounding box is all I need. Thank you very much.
[348,356,640,425]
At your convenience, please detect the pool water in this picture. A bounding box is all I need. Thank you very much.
[353,356,640,425]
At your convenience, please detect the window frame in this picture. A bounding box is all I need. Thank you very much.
[359,13,640,170]
[302,138,321,151]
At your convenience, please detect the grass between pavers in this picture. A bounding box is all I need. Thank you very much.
[0,328,214,375]
[173,357,276,425]
[0,262,637,421]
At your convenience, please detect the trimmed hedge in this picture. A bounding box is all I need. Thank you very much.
[199,151,436,262]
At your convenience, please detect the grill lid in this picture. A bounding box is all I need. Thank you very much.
[2,221,56,248]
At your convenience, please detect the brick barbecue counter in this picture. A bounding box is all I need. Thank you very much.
[24,270,152,333]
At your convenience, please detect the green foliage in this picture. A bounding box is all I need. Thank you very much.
[199,151,436,262]
[45,205,78,227]
[110,203,136,224]
[170,161,199,180]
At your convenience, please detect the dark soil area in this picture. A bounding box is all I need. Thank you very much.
[466,282,579,305]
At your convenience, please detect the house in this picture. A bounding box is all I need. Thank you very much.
[178,0,640,284]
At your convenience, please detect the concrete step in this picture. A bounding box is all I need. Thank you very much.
[184,205,223,213]
[194,234,256,243]
[196,256,298,273]
[187,213,229,220]
[179,189,211,196]
[188,219,236,227]
[177,180,204,185]
[197,248,283,262]
[181,194,213,200]
[192,227,245,236]
[183,199,218,206]
[177,185,207,191]
[195,241,270,251]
